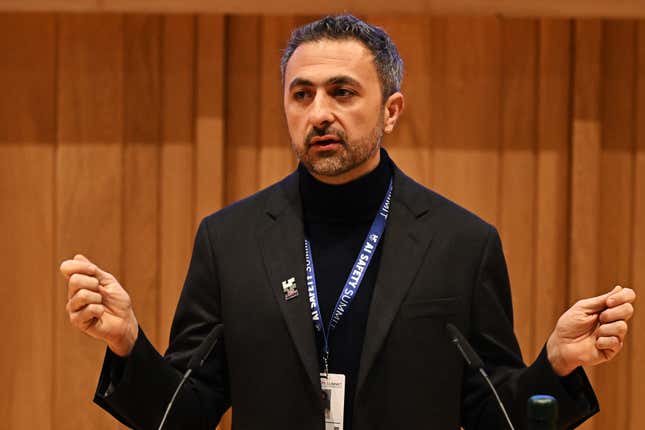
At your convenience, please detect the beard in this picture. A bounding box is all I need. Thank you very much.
[291,118,384,178]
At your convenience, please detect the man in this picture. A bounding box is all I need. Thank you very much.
[60,15,635,430]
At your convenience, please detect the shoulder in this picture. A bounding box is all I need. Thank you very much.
[200,171,297,233]
[393,167,497,240]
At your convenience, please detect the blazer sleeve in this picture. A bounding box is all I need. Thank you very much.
[461,226,599,430]
[93,218,231,430]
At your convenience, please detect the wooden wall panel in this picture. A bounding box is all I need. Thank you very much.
[225,16,261,203]
[430,17,501,224]
[54,14,124,430]
[258,16,297,188]
[195,15,225,222]
[498,19,538,359]
[1,13,644,430]
[594,20,636,430]
[630,22,645,430]
[4,0,645,18]
[0,13,56,430]
[160,15,196,350]
[122,15,162,349]
[533,19,571,357]
[368,15,433,185]
[570,23,603,415]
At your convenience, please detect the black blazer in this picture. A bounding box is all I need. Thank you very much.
[94,164,598,429]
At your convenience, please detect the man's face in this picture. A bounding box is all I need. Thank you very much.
[283,39,390,184]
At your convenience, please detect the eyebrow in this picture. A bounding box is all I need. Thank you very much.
[288,75,362,91]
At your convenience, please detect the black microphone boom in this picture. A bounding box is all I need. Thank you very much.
[187,323,225,370]
[446,322,484,369]
[445,323,515,430]
[158,323,224,430]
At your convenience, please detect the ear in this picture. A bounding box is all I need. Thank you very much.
[382,92,405,134]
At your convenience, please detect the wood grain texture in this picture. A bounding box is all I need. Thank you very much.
[593,20,636,430]
[195,14,225,223]
[430,17,501,225]
[0,13,56,430]
[225,15,261,203]
[630,22,645,430]
[257,16,297,188]
[4,0,645,18]
[368,15,433,186]
[1,13,644,430]
[498,18,538,359]
[122,14,162,349]
[533,19,571,358]
[159,14,196,351]
[55,13,124,430]
[569,23,603,417]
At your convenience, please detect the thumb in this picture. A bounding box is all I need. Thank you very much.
[74,254,114,284]
[74,254,90,263]
[577,285,622,313]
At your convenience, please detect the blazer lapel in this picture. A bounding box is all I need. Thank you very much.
[356,167,437,397]
[257,172,321,393]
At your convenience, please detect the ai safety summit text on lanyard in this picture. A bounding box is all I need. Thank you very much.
[305,179,392,429]
[304,179,393,376]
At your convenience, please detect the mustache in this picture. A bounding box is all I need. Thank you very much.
[305,127,347,146]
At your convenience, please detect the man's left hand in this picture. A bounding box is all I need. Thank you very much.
[546,285,636,376]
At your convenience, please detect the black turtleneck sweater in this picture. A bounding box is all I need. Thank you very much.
[298,149,392,429]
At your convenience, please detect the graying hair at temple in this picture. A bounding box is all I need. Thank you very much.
[280,14,404,101]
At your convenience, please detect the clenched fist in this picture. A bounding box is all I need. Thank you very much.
[547,285,636,376]
[60,254,139,357]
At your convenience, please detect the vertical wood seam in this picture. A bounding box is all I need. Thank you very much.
[222,15,231,205]
[565,18,575,307]
[530,18,540,358]
[192,14,199,230]
[51,12,59,430]
[120,12,127,297]
[496,17,505,231]
[626,21,639,430]
[255,15,262,190]
[156,14,165,347]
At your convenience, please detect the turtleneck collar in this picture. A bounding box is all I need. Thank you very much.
[298,148,393,223]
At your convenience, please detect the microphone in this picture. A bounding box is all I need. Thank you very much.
[158,323,224,430]
[446,323,515,430]
[187,323,225,370]
[527,395,558,430]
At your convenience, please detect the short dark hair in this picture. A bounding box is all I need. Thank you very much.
[281,14,404,100]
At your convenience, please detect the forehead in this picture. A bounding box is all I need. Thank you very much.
[284,39,378,86]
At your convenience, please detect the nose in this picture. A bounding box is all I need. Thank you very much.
[309,90,334,128]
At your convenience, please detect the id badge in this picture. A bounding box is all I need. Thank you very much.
[320,373,345,430]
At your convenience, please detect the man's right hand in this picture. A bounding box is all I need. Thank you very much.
[60,254,139,357]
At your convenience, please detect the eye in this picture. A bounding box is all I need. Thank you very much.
[292,89,311,101]
[333,88,354,97]
[331,87,357,100]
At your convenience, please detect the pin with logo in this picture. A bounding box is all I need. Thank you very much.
[282,277,299,301]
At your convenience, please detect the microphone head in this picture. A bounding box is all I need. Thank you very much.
[445,323,484,370]
[187,323,224,370]
[528,395,558,424]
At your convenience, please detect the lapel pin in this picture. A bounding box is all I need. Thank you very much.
[282,277,299,301]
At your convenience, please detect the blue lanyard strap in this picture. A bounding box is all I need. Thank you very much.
[305,179,393,374]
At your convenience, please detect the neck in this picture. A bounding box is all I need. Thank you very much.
[298,148,392,222]
[309,149,381,185]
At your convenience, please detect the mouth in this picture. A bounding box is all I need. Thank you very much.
[309,135,343,149]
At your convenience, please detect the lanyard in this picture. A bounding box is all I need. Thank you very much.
[305,179,393,376]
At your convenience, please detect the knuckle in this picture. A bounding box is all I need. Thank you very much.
[79,289,91,301]
[575,299,584,307]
